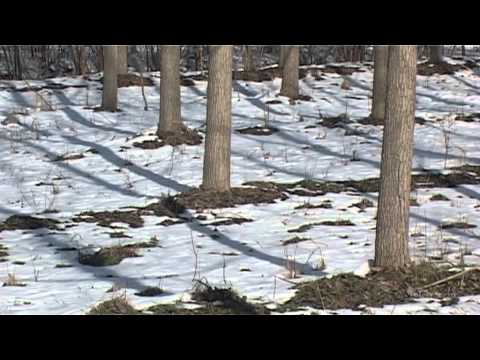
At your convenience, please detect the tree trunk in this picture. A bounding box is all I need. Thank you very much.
[371,46,389,122]
[243,45,255,72]
[279,46,286,69]
[117,45,128,74]
[429,45,443,64]
[202,45,233,192]
[102,45,118,112]
[158,45,182,134]
[374,45,417,269]
[280,46,299,99]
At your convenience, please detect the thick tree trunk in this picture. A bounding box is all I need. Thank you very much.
[102,45,118,112]
[280,46,299,99]
[371,46,389,122]
[158,45,182,134]
[117,45,128,74]
[429,45,443,64]
[243,45,256,72]
[279,46,286,69]
[202,45,233,192]
[374,45,417,269]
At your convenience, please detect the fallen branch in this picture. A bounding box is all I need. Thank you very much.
[420,267,480,290]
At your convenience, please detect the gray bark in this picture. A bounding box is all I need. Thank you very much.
[280,46,299,99]
[374,45,417,269]
[202,45,233,192]
[102,45,118,111]
[371,46,389,122]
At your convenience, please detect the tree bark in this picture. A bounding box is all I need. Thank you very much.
[117,45,128,74]
[280,46,299,99]
[374,45,417,270]
[371,46,389,122]
[102,45,118,112]
[429,45,443,64]
[243,45,256,72]
[279,46,286,69]
[158,45,182,134]
[202,45,233,192]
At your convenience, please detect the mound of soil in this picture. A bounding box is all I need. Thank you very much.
[349,198,374,211]
[295,200,333,210]
[191,281,269,315]
[73,210,144,228]
[133,127,203,149]
[236,126,278,136]
[175,186,288,210]
[117,74,154,87]
[430,193,450,201]
[135,287,164,297]
[89,297,140,315]
[282,236,310,246]
[79,245,140,267]
[319,114,350,129]
[417,62,464,76]
[53,153,85,162]
[208,217,253,226]
[280,263,480,312]
[0,215,61,232]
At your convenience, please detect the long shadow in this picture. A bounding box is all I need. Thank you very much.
[62,107,136,137]
[233,81,290,116]
[0,133,144,199]
[0,205,160,293]
[450,74,480,94]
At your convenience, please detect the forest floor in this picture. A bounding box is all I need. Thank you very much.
[2,57,480,314]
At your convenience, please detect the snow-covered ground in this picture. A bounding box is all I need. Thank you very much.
[1,61,480,315]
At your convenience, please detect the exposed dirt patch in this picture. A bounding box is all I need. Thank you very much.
[208,217,253,226]
[0,244,8,262]
[455,113,480,122]
[349,198,374,211]
[280,263,480,312]
[236,126,278,136]
[246,167,480,197]
[116,74,154,88]
[108,232,132,239]
[318,114,350,129]
[180,77,196,87]
[282,236,310,246]
[439,221,477,230]
[73,210,144,229]
[135,287,164,297]
[88,296,141,315]
[295,200,333,210]
[430,193,450,201]
[288,219,355,233]
[52,153,85,162]
[265,99,282,105]
[175,186,287,210]
[157,126,203,146]
[322,65,366,75]
[133,127,203,148]
[358,116,427,126]
[78,245,140,267]
[190,281,270,315]
[417,62,465,76]
[0,215,61,232]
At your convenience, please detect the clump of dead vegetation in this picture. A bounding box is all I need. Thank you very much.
[78,245,140,267]
[88,293,140,315]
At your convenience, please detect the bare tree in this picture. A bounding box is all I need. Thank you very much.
[202,45,233,192]
[429,45,443,64]
[158,45,183,135]
[371,46,389,122]
[102,45,118,111]
[280,45,299,99]
[374,45,417,269]
[117,45,128,74]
